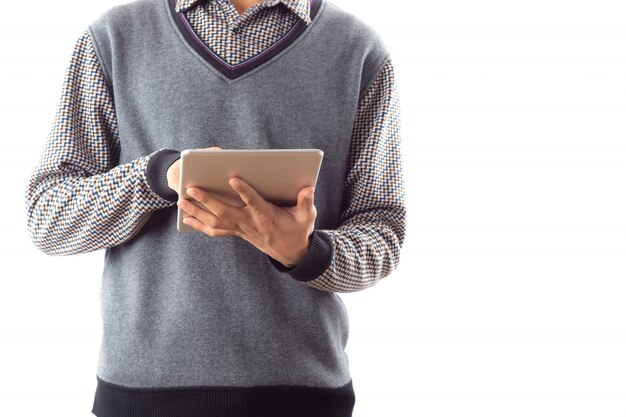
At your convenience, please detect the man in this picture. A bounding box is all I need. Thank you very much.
[25,0,406,415]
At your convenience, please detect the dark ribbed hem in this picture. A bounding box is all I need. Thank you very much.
[268,230,334,282]
[145,148,181,202]
[91,375,355,417]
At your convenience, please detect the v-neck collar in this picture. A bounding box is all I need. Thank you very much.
[166,0,323,82]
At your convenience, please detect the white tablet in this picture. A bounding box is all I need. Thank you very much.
[177,149,324,233]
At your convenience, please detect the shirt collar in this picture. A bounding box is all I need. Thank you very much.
[174,0,312,25]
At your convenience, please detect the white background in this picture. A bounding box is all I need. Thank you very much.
[1,0,625,416]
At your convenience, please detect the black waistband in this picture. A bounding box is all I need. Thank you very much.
[91,375,355,417]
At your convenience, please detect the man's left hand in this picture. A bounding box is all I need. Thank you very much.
[177,177,316,268]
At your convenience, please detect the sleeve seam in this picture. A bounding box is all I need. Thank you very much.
[357,53,391,103]
[86,25,115,102]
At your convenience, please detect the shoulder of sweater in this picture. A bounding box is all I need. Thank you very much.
[321,0,390,58]
[87,0,160,31]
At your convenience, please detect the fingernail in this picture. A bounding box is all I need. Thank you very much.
[231,178,240,187]
[187,188,197,196]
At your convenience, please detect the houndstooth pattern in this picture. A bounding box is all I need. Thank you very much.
[25,30,178,255]
[26,1,405,294]
[176,0,311,23]
[183,0,305,65]
[303,59,407,292]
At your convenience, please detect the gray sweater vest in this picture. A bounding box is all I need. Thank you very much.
[87,0,390,415]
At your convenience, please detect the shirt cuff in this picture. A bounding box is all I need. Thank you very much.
[145,148,181,202]
[267,230,333,282]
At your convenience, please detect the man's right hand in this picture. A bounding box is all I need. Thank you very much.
[167,147,222,197]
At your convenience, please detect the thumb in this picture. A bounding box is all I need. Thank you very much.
[297,187,315,213]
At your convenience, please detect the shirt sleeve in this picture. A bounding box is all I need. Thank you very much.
[267,57,407,292]
[25,29,182,256]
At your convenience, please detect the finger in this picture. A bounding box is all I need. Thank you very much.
[178,198,241,231]
[229,177,268,215]
[185,187,245,223]
[182,216,238,238]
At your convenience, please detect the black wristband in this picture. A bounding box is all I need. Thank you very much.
[146,149,181,202]
[268,231,334,281]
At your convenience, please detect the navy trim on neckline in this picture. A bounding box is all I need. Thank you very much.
[167,0,322,80]
[91,375,356,417]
